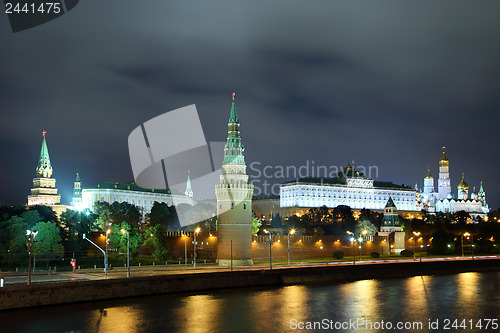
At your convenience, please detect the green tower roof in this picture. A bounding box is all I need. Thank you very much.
[385,196,397,208]
[185,170,192,192]
[228,92,239,123]
[36,130,53,178]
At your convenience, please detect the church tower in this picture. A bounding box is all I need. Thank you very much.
[423,168,434,194]
[478,181,487,207]
[437,147,451,200]
[457,173,469,200]
[27,131,65,216]
[379,197,402,235]
[72,172,82,209]
[185,170,193,198]
[215,92,254,267]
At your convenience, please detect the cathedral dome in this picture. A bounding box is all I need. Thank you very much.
[439,150,449,163]
[457,173,469,191]
[424,169,433,179]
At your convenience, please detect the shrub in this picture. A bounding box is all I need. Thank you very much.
[370,252,380,258]
[332,250,344,259]
[400,249,413,257]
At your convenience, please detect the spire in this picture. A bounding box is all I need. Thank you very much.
[424,167,433,179]
[479,181,484,193]
[229,91,239,123]
[439,146,449,163]
[223,92,245,165]
[36,130,53,178]
[385,196,397,208]
[75,172,80,182]
[185,170,193,198]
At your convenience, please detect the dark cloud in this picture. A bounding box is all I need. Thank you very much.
[0,1,500,209]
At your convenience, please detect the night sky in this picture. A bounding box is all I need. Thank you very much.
[1,1,499,209]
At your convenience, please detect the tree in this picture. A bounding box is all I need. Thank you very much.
[7,211,44,263]
[63,209,99,253]
[355,219,378,236]
[143,224,169,261]
[108,222,142,257]
[32,221,65,259]
[252,213,262,236]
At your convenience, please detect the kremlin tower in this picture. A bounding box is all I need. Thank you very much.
[27,131,66,217]
[215,93,254,267]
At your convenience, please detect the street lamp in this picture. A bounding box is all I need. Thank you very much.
[193,227,201,268]
[347,231,355,265]
[105,229,111,277]
[26,230,38,285]
[359,230,367,261]
[264,229,272,269]
[419,237,423,262]
[287,229,295,266]
[182,234,187,267]
[83,233,107,277]
[121,229,130,278]
[413,232,421,260]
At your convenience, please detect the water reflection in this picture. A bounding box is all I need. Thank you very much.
[89,305,142,333]
[0,272,499,333]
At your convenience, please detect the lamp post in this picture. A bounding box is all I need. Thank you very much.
[413,232,421,260]
[183,234,187,267]
[347,231,355,265]
[264,229,272,269]
[287,229,295,266]
[121,229,130,278]
[471,234,474,260]
[193,227,201,268]
[419,237,423,262]
[83,233,107,277]
[463,232,471,259]
[359,230,367,261]
[26,230,38,285]
[105,229,110,278]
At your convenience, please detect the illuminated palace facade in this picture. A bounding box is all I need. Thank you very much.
[280,163,418,213]
[76,175,195,215]
[279,149,489,219]
[416,148,489,218]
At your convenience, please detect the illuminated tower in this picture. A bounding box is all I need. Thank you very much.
[215,92,254,267]
[185,170,193,198]
[478,181,487,207]
[27,131,65,216]
[457,173,469,200]
[437,147,451,200]
[72,172,82,209]
[423,168,434,194]
[379,197,402,235]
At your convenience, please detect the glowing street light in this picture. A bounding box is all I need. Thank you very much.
[264,229,272,269]
[121,229,130,278]
[347,231,355,265]
[26,230,38,285]
[413,232,421,260]
[83,233,107,278]
[193,227,201,268]
[105,229,111,277]
[287,229,296,266]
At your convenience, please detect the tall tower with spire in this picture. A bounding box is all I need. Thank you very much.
[27,131,65,216]
[185,170,193,198]
[72,172,82,209]
[215,92,254,267]
[437,147,452,200]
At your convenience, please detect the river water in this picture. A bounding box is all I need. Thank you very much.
[1,271,499,333]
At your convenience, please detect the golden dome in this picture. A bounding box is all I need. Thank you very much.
[424,168,433,179]
[439,150,449,163]
[457,173,469,191]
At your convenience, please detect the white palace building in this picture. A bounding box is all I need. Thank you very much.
[280,162,418,213]
[280,149,489,219]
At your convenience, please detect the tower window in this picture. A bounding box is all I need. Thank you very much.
[231,203,234,209]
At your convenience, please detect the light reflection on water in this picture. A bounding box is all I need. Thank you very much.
[1,271,499,333]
